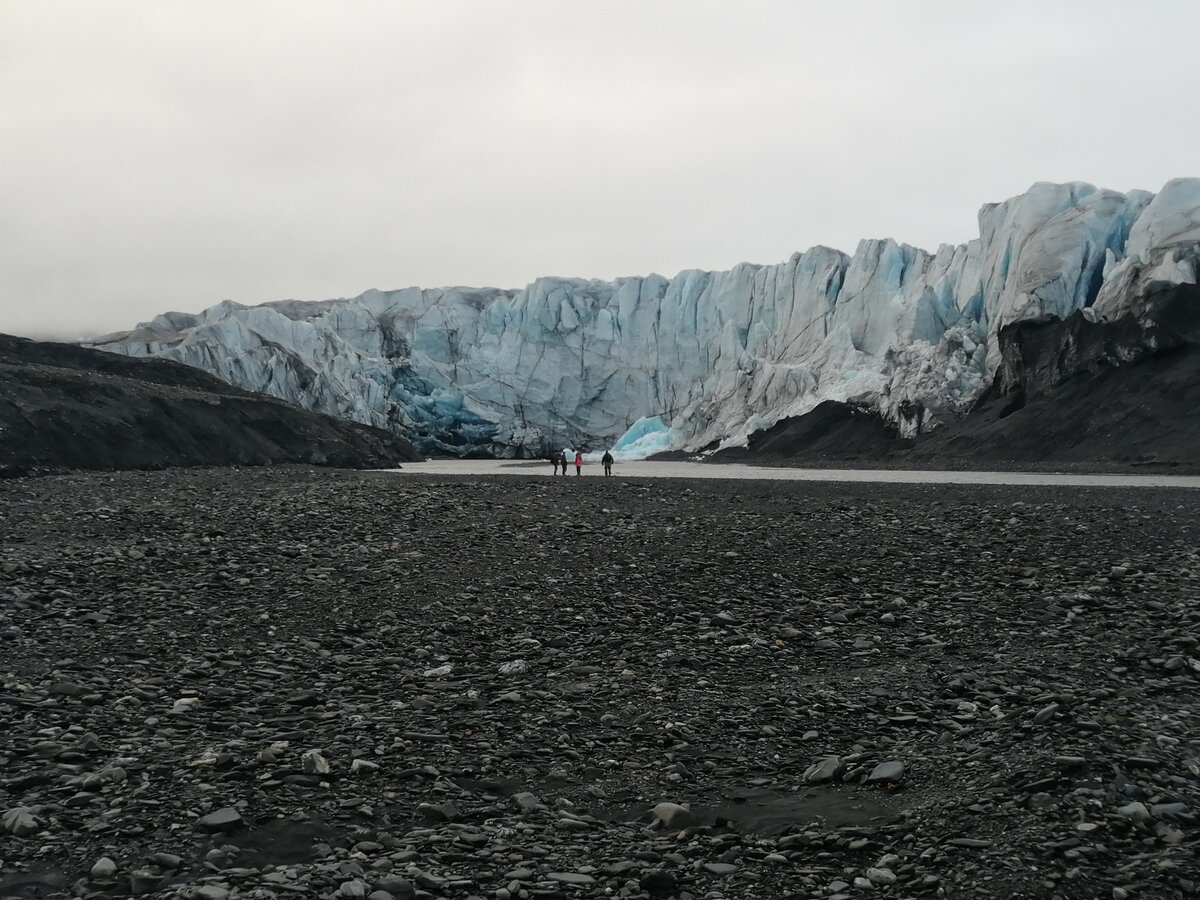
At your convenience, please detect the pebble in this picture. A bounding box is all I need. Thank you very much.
[89,857,118,880]
[866,760,905,783]
[1116,801,1151,823]
[1033,702,1060,724]
[650,801,695,828]
[2,807,40,836]
[546,872,596,885]
[866,867,897,885]
[301,748,332,774]
[351,758,380,775]
[803,755,842,783]
[195,807,242,832]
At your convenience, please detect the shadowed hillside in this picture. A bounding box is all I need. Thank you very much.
[0,334,420,476]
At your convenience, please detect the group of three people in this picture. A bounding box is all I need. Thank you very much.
[552,448,614,477]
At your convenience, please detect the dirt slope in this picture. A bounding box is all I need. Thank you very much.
[0,334,420,475]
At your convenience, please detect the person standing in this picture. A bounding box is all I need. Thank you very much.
[561,448,570,475]
[601,449,614,477]
[574,450,583,476]
[551,454,560,475]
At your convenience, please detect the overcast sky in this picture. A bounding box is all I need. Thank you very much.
[2,1,1198,339]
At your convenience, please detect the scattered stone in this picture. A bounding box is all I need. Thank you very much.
[866,867,897,885]
[1116,801,1151,823]
[195,807,242,832]
[301,748,332,774]
[90,857,118,880]
[513,791,546,812]
[416,801,458,822]
[650,801,695,829]
[546,872,595,885]
[1033,702,1060,724]
[866,760,905,783]
[2,807,40,836]
[803,755,843,783]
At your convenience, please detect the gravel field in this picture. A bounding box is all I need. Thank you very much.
[1,467,1198,900]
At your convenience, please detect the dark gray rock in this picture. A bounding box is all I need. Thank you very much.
[866,760,905,783]
[195,807,242,832]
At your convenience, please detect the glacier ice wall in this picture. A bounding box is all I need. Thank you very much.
[89,179,1200,456]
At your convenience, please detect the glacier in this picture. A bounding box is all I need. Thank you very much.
[88,178,1200,457]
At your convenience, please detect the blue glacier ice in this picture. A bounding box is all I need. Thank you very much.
[607,416,674,460]
[89,179,1200,456]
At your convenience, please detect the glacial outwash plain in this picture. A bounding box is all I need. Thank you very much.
[1,469,1198,899]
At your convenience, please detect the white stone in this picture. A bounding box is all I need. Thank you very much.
[650,801,694,829]
[90,857,118,879]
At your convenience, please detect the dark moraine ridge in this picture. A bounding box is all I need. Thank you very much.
[704,400,906,464]
[703,284,1200,473]
[1,467,1197,899]
[0,334,419,475]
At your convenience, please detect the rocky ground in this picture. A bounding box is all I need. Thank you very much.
[1,467,1198,900]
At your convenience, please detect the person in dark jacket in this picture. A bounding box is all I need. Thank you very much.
[601,450,614,477]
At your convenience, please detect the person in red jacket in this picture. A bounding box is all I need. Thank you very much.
[574,450,583,475]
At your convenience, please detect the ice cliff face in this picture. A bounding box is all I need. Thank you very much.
[90,179,1200,456]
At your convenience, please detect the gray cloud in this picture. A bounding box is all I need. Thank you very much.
[2,0,1198,339]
